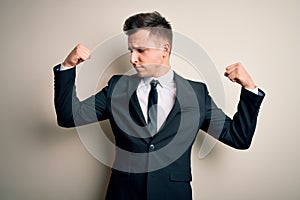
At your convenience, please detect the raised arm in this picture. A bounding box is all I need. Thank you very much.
[54,44,110,128]
[201,62,265,149]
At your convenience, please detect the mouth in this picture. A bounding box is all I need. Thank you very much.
[133,65,144,70]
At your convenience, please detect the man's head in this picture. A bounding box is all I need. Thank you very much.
[123,11,172,50]
[123,11,173,78]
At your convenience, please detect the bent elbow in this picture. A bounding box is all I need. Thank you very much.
[57,118,75,128]
[234,140,252,150]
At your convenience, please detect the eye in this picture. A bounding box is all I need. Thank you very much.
[137,48,145,53]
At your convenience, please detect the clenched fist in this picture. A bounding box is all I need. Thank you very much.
[224,62,256,89]
[62,44,91,67]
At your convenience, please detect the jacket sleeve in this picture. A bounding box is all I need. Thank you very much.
[53,65,116,128]
[200,85,265,149]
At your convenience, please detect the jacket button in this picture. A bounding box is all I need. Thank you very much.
[149,144,155,151]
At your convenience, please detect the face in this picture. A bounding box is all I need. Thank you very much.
[127,29,170,78]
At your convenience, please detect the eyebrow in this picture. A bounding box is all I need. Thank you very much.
[128,46,146,50]
[127,47,149,53]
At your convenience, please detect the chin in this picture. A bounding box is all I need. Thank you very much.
[136,71,148,78]
[137,73,147,78]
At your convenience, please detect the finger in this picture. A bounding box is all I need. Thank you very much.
[224,65,236,77]
[78,47,91,57]
[76,46,91,61]
[224,62,243,76]
[227,72,237,83]
[226,62,242,70]
[81,50,91,60]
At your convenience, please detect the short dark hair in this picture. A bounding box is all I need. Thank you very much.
[123,11,173,50]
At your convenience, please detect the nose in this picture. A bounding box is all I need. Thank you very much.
[130,51,138,65]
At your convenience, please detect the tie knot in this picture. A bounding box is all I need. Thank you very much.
[150,79,159,88]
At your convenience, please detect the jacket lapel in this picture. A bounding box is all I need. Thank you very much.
[129,90,147,126]
[126,75,152,141]
[152,73,182,141]
[153,73,200,142]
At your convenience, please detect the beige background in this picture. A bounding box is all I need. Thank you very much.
[0,0,299,199]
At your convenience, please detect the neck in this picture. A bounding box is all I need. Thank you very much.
[153,64,171,78]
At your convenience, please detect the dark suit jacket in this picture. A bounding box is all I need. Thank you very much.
[53,65,265,200]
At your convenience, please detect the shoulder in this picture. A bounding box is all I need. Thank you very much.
[104,74,140,95]
[108,74,139,85]
[187,79,207,90]
[174,72,208,92]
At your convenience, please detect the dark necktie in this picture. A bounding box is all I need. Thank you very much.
[148,80,159,135]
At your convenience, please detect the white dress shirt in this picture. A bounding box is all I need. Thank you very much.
[136,70,176,131]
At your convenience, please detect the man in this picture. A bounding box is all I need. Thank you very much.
[54,11,264,200]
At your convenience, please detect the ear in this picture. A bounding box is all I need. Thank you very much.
[162,42,171,57]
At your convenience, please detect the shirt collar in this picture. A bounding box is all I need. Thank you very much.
[141,69,174,87]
